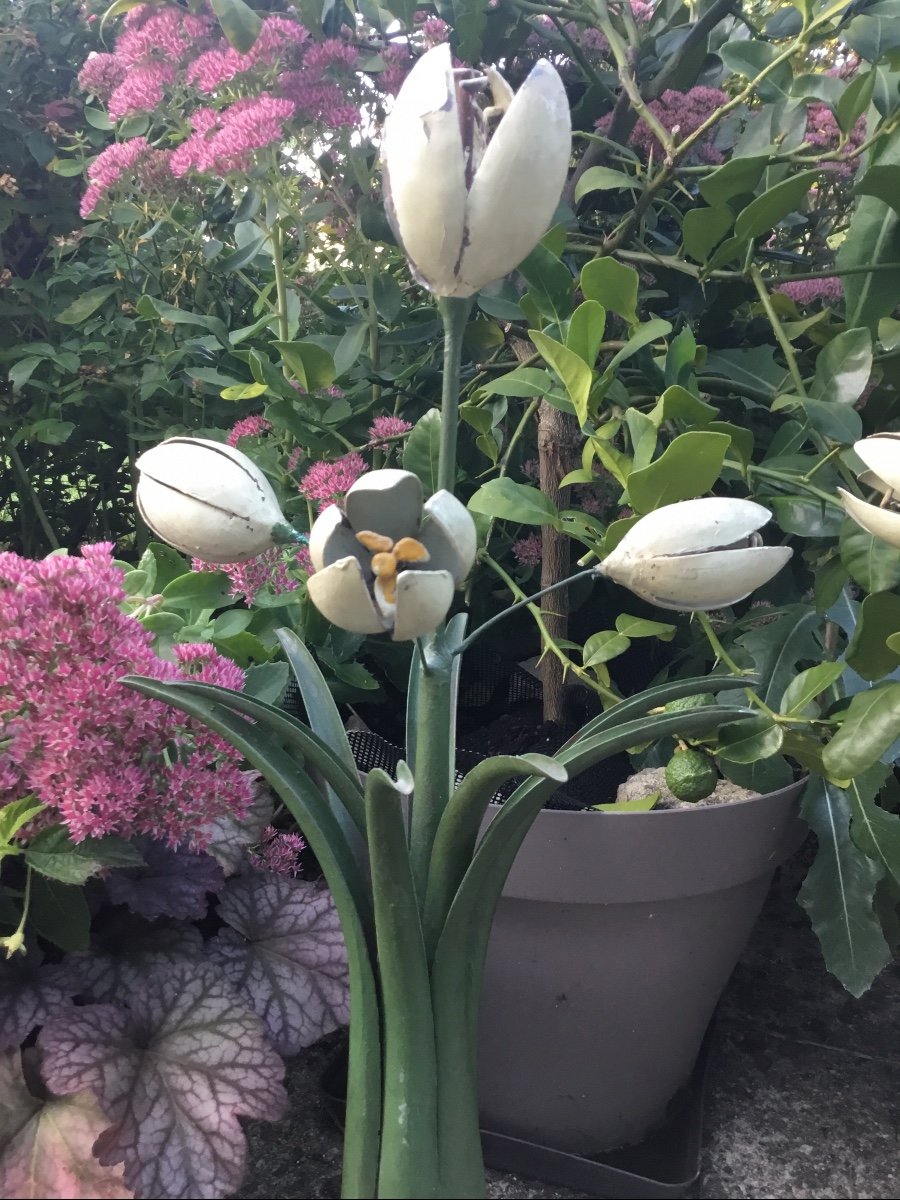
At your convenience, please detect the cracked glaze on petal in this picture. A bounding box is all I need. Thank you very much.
[853,434,900,494]
[460,58,571,295]
[306,558,386,634]
[308,504,367,573]
[343,469,423,543]
[381,43,467,296]
[392,569,455,640]
[839,488,900,550]
[609,545,793,611]
[420,490,477,583]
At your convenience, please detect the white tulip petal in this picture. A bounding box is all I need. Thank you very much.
[382,43,468,296]
[308,504,367,573]
[307,558,387,634]
[614,546,793,612]
[606,497,775,564]
[135,438,284,563]
[421,490,478,583]
[460,58,571,294]
[838,488,900,549]
[392,569,455,641]
[345,469,424,543]
[853,434,900,493]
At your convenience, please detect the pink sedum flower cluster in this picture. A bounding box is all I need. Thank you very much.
[192,545,311,600]
[776,276,844,305]
[298,452,368,508]
[0,544,252,848]
[250,825,306,876]
[512,533,543,568]
[368,415,413,445]
[805,103,866,177]
[598,86,728,164]
[227,414,273,446]
[78,4,362,214]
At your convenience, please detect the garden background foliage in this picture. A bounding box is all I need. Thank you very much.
[3,0,900,1195]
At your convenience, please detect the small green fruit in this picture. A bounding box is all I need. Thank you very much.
[664,694,716,713]
[664,748,718,803]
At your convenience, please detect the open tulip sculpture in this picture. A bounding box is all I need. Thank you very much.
[127,46,794,1200]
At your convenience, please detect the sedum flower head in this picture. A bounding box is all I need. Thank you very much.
[0,545,252,847]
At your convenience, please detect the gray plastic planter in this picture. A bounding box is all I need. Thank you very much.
[477,780,806,1155]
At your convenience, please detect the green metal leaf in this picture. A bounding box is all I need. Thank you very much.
[799,776,892,996]
[364,769,440,1198]
[120,675,380,1195]
[422,753,567,962]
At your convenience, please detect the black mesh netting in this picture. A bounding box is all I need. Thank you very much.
[282,649,629,810]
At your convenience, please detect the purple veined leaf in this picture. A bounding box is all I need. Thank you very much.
[61,924,204,1004]
[0,1049,132,1199]
[0,948,74,1051]
[208,874,349,1055]
[200,777,274,876]
[104,838,224,920]
[38,962,287,1200]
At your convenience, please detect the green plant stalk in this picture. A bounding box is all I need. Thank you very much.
[750,265,807,398]
[437,297,475,493]
[270,220,291,345]
[4,441,60,552]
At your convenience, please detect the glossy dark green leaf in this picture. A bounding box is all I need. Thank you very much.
[811,328,873,406]
[648,385,717,427]
[627,430,730,513]
[574,167,637,201]
[840,519,900,593]
[161,571,232,610]
[580,257,639,325]
[769,495,844,538]
[699,154,769,207]
[845,592,900,681]
[838,134,900,330]
[822,682,900,777]
[799,776,892,996]
[136,295,230,347]
[402,408,441,495]
[530,330,593,426]
[468,478,560,527]
[518,243,574,323]
[29,876,90,952]
[716,714,784,763]
[733,171,820,241]
[210,0,262,51]
[736,608,822,710]
[682,205,734,263]
[845,762,900,885]
[838,69,876,134]
[779,661,845,717]
[24,828,143,885]
[54,285,117,325]
[273,340,336,391]
[582,630,631,667]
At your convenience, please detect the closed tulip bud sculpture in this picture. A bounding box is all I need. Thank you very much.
[839,434,900,549]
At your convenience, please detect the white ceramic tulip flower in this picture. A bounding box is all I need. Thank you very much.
[382,43,571,298]
[307,469,477,641]
[598,497,792,611]
[135,437,286,562]
[838,434,900,549]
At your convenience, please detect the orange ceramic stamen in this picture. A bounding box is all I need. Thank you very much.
[356,530,394,554]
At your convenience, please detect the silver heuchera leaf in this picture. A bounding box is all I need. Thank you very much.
[199,778,275,877]
[104,839,225,920]
[38,963,287,1200]
[0,1050,131,1200]
[207,874,349,1055]
[61,925,204,1004]
[0,949,73,1051]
